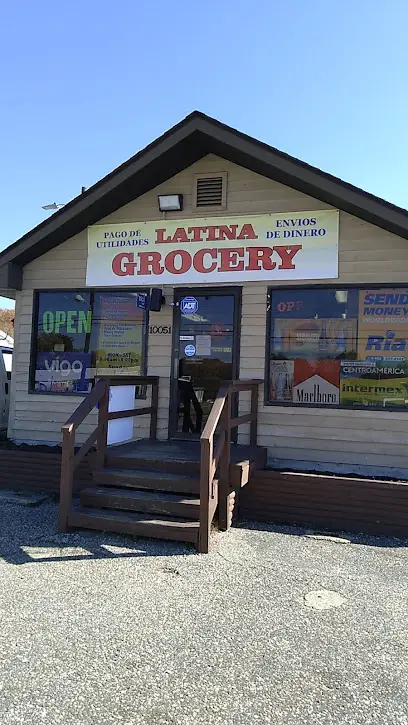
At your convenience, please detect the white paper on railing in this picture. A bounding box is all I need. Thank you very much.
[107,385,136,445]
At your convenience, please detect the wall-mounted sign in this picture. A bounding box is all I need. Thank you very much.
[86,211,339,286]
[181,297,199,314]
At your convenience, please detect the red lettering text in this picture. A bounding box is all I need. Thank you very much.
[237,223,258,241]
[155,228,172,243]
[138,252,164,275]
[172,227,189,244]
[273,245,302,269]
[112,253,137,276]
[219,247,245,272]
[218,225,239,241]
[245,247,276,271]
[164,250,192,275]
[187,226,208,242]
[193,249,218,273]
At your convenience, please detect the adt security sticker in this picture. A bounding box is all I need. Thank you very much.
[181,297,198,315]
[184,344,196,357]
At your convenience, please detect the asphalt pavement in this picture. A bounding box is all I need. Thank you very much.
[0,500,407,725]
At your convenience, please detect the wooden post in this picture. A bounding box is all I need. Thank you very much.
[95,380,109,469]
[58,425,75,532]
[218,394,232,531]
[198,437,212,553]
[250,384,258,446]
[150,378,159,441]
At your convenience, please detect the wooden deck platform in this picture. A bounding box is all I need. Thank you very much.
[104,439,267,488]
[108,439,264,464]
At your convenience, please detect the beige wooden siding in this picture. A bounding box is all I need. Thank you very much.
[8,154,408,477]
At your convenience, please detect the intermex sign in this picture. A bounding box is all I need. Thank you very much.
[86,210,339,286]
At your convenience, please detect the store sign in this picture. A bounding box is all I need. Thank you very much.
[340,360,408,407]
[35,352,92,393]
[357,289,408,361]
[42,309,92,334]
[86,211,339,286]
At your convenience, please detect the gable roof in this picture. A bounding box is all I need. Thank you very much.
[1,110,408,291]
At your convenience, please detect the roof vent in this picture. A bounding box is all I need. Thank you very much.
[194,172,227,210]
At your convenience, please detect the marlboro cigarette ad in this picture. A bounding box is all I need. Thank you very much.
[269,359,340,405]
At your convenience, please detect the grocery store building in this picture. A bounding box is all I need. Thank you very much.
[1,111,408,542]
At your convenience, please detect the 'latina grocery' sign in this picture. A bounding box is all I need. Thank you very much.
[86,211,339,286]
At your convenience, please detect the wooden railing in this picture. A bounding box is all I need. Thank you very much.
[58,376,159,532]
[198,379,262,553]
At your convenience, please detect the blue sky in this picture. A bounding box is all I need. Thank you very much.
[0,0,407,309]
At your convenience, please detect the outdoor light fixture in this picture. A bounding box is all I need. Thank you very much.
[42,202,65,211]
[158,194,183,212]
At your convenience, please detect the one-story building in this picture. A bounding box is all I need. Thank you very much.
[1,112,408,544]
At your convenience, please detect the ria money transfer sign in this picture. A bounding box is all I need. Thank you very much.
[339,289,408,407]
[358,288,408,361]
[86,211,339,286]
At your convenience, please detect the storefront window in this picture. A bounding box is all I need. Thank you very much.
[267,287,408,409]
[32,290,147,394]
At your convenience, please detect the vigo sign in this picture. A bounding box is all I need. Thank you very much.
[86,211,339,286]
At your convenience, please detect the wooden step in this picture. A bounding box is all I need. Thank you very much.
[92,467,200,495]
[68,506,199,543]
[104,455,200,476]
[80,486,200,519]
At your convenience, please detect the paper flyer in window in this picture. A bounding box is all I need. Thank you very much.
[93,294,144,375]
[269,360,294,402]
[273,318,357,359]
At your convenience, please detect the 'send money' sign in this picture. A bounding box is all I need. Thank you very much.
[86,211,339,287]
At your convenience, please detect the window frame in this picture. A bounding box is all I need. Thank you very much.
[29,288,149,396]
[265,282,408,412]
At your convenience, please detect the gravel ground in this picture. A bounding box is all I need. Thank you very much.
[0,501,407,725]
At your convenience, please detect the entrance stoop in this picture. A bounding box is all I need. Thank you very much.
[69,440,267,548]
[58,377,264,553]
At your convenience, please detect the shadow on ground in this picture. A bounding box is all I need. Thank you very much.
[0,500,195,565]
[2,498,408,567]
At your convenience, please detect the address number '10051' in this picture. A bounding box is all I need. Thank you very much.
[149,325,172,334]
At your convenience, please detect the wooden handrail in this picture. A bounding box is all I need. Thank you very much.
[62,378,107,432]
[198,379,262,553]
[201,385,229,441]
[58,375,159,533]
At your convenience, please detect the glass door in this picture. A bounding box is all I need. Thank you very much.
[170,289,240,438]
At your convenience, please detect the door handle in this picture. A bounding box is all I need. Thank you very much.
[5,383,8,394]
